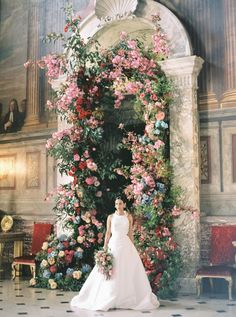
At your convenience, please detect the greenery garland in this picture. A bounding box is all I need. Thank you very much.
[28,5,182,297]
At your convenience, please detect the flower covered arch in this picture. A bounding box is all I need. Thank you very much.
[32,0,203,296]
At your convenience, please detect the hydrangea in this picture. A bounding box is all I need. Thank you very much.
[55,272,63,280]
[74,251,83,259]
[43,270,51,279]
[58,234,68,242]
[66,268,74,276]
[81,264,91,273]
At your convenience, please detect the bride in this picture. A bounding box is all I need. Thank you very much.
[70,198,160,311]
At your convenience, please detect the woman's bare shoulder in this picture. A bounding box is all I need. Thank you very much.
[125,212,133,219]
[107,214,114,220]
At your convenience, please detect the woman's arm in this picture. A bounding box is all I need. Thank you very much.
[103,215,112,250]
[128,214,134,243]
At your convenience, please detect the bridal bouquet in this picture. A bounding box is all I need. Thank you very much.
[94,249,114,279]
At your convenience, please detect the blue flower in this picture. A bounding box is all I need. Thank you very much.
[74,251,83,259]
[155,120,161,128]
[58,234,68,242]
[56,242,64,250]
[154,129,160,135]
[160,121,168,129]
[141,194,151,205]
[55,273,63,280]
[66,268,74,276]
[69,239,77,246]
[81,264,91,273]
[43,270,51,279]
[157,182,166,193]
[155,120,168,130]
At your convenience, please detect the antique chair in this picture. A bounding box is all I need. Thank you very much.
[12,223,53,279]
[196,225,236,300]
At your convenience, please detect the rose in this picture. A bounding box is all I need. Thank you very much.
[49,265,57,273]
[77,236,85,243]
[74,154,80,161]
[95,191,102,197]
[72,270,82,280]
[85,177,95,185]
[156,111,165,120]
[58,250,65,257]
[86,159,97,171]
[41,259,48,268]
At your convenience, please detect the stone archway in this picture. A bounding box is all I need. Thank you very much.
[77,0,203,293]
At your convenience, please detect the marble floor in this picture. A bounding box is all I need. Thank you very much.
[0,276,236,317]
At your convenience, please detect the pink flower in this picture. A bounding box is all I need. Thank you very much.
[74,154,80,161]
[86,159,97,171]
[83,150,90,158]
[172,205,181,217]
[127,40,137,49]
[143,175,155,188]
[162,227,171,237]
[154,140,164,150]
[85,177,95,185]
[156,111,165,120]
[133,182,144,195]
[120,31,127,41]
[46,139,54,149]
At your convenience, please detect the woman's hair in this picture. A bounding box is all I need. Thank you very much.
[115,197,123,202]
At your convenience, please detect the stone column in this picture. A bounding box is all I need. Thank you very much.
[221,0,236,108]
[24,0,41,128]
[161,55,204,293]
[197,0,218,110]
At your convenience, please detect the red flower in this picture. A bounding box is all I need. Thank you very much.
[47,248,53,253]
[73,176,77,185]
[64,24,69,32]
[155,228,162,237]
[69,166,77,176]
[49,265,57,273]
[79,161,87,170]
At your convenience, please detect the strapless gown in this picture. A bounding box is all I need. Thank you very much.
[70,213,160,311]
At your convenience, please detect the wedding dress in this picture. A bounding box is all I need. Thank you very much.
[70,213,160,311]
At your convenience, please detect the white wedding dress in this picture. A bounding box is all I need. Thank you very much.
[70,213,160,311]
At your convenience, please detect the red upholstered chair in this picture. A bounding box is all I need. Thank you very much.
[196,225,236,300]
[12,223,53,279]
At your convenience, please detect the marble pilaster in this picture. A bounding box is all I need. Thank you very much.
[221,0,236,108]
[161,55,203,292]
[24,0,41,128]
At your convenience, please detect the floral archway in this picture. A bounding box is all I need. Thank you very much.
[32,0,203,295]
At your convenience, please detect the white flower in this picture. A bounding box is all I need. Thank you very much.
[42,242,48,250]
[77,236,85,243]
[41,259,48,268]
[29,278,36,286]
[58,250,65,257]
[73,270,82,280]
[50,281,57,289]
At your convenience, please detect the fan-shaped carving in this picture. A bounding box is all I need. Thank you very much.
[95,0,138,22]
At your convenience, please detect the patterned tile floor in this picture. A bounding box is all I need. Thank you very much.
[0,277,236,317]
